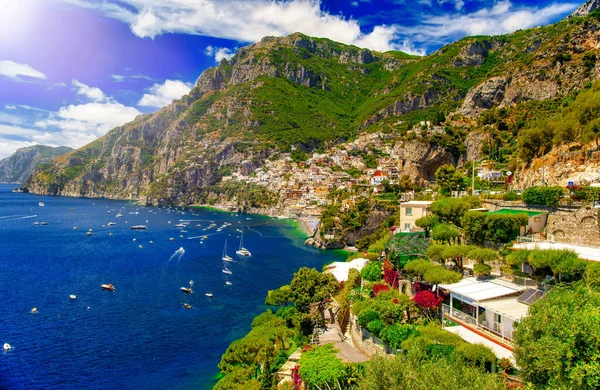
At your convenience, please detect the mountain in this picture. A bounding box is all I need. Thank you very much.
[0,145,72,184]
[22,10,600,204]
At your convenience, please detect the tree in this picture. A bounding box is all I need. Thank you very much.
[298,345,352,389]
[290,267,339,313]
[441,244,473,271]
[415,215,439,238]
[361,261,382,282]
[435,164,464,194]
[506,249,586,283]
[522,186,565,207]
[514,283,600,389]
[357,349,505,390]
[468,248,499,264]
[430,196,481,226]
[412,290,443,321]
[265,285,292,306]
[431,223,460,243]
[462,211,529,244]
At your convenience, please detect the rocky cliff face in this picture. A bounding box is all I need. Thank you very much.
[0,145,72,183]
[571,0,600,17]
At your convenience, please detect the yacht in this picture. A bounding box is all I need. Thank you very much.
[130,225,147,230]
[205,293,213,297]
[235,228,251,257]
[70,295,77,300]
[40,222,48,225]
[108,222,116,226]
[222,240,233,262]
[101,284,115,291]
[180,287,193,294]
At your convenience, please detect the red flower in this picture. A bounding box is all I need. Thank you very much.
[392,298,399,304]
[373,283,390,297]
[412,290,443,309]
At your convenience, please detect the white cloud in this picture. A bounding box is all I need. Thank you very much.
[396,1,578,47]
[204,46,235,62]
[0,60,46,80]
[72,79,106,102]
[0,137,37,159]
[5,105,16,110]
[111,74,125,82]
[61,0,420,54]
[138,79,193,108]
[110,73,153,82]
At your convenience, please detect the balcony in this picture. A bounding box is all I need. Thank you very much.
[442,304,514,350]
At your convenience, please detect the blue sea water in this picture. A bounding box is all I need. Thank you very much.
[0,184,345,389]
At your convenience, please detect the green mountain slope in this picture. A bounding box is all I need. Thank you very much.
[22,12,600,203]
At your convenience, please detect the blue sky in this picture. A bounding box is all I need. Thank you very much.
[0,0,581,158]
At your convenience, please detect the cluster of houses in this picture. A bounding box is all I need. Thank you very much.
[226,133,406,218]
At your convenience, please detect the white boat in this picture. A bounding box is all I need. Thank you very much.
[40,222,48,225]
[101,284,115,291]
[38,202,45,207]
[222,264,232,275]
[222,239,233,262]
[189,280,194,286]
[115,213,123,218]
[33,222,39,225]
[108,222,116,226]
[149,241,154,244]
[181,287,193,294]
[205,293,213,297]
[130,225,147,230]
[70,295,77,300]
[175,223,187,228]
[225,281,232,286]
[31,308,37,314]
[3,343,11,351]
[235,228,251,257]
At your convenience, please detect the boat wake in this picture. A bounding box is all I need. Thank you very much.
[3,214,38,221]
[169,247,185,262]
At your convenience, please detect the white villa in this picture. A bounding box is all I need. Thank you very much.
[439,277,543,352]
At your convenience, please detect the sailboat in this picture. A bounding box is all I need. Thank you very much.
[222,239,233,262]
[222,263,232,275]
[235,227,252,257]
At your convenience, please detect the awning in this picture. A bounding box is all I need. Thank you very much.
[439,278,527,302]
[478,297,529,321]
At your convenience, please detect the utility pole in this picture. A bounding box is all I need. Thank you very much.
[472,161,475,195]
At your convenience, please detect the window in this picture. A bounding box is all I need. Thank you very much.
[404,223,411,230]
[405,207,413,216]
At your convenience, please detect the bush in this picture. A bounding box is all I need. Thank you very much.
[425,344,456,360]
[585,262,600,289]
[456,343,497,370]
[380,324,420,350]
[361,261,382,282]
[358,309,380,327]
[503,191,521,201]
[462,211,528,244]
[372,283,391,297]
[522,186,565,207]
[412,290,443,309]
[473,263,492,277]
[367,319,386,337]
[298,345,350,388]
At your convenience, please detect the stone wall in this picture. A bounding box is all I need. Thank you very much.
[546,205,600,246]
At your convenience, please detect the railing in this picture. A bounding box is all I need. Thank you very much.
[442,304,514,346]
[442,304,477,327]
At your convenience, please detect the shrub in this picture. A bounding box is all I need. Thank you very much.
[522,186,565,207]
[358,309,380,327]
[361,261,382,282]
[372,283,391,297]
[412,290,443,309]
[425,344,456,360]
[456,343,497,370]
[380,324,420,350]
[367,319,386,337]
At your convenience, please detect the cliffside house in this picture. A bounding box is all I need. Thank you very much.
[487,209,548,235]
[370,170,388,186]
[440,277,542,351]
[399,201,433,233]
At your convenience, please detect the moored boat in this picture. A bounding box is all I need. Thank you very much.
[183,303,192,309]
[180,287,193,294]
[130,225,147,230]
[101,284,115,291]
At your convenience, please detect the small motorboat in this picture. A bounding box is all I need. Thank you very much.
[170,237,175,241]
[133,238,137,242]
[180,235,184,238]
[102,225,106,228]
[175,223,186,228]
[225,281,232,286]
[40,222,48,225]
[38,202,45,207]
[189,280,194,286]
[101,284,115,291]
[130,225,147,230]
[33,222,39,225]
[205,293,213,297]
[73,226,77,230]
[115,213,123,218]
[31,308,37,314]
[180,287,193,294]
[87,231,92,236]
[138,245,143,249]
[149,241,154,244]
[183,303,192,309]
[109,233,113,236]
[70,295,77,300]
[108,222,116,226]
[3,343,11,351]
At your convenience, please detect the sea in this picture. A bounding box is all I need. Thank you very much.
[0,184,345,389]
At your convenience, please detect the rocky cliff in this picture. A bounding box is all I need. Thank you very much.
[571,0,600,17]
[0,145,72,183]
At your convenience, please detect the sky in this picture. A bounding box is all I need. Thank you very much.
[0,0,581,158]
